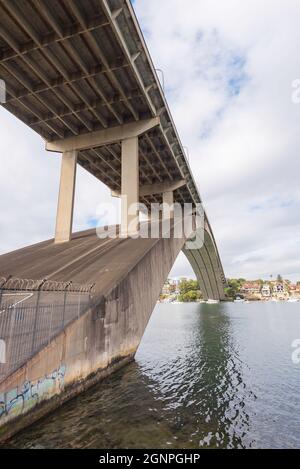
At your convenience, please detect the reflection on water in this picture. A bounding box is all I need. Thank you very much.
[4,302,300,449]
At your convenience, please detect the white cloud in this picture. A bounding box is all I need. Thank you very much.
[0,107,115,254]
[1,1,300,282]
[134,0,300,281]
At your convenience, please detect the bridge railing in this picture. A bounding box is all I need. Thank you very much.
[0,276,95,293]
[0,276,95,383]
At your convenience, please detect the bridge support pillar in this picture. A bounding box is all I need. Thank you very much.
[55,150,78,244]
[121,137,139,237]
[163,191,174,219]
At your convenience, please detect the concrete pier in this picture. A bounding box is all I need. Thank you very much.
[55,150,78,244]
[121,137,139,237]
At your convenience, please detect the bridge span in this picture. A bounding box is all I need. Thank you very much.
[0,0,226,440]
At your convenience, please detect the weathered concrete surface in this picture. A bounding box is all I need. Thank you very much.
[55,150,78,244]
[0,224,225,441]
[121,137,139,236]
[183,227,226,301]
[0,228,185,441]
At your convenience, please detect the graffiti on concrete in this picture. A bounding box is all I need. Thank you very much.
[0,365,66,421]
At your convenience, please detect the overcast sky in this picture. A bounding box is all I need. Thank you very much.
[1,0,300,281]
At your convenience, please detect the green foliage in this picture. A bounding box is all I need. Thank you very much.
[224,287,237,299]
[179,279,199,295]
[238,278,246,284]
[225,278,245,298]
[227,278,245,288]
[159,294,168,301]
[178,290,201,303]
[178,279,202,302]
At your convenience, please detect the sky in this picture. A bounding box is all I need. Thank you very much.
[1,0,300,281]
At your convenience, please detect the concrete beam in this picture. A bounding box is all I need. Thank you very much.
[46,117,160,153]
[142,179,185,197]
[55,150,77,244]
[121,137,139,236]
[101,0,157,116]
[112,179,186,198]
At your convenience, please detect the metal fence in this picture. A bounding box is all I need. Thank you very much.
[0,276,95,383]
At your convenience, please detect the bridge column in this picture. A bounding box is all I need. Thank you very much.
[163,191,174,219]
[55,150,78,244]
[121,136,139,237]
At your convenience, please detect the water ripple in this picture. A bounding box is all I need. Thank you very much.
[4,302,300,449]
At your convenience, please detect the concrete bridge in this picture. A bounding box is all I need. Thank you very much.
[0,0,226,440]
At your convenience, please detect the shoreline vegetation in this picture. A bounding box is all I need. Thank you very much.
[159,279,203,304]
[159,275,300,304]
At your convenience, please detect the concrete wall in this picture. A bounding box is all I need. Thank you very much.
[0,234,185,442]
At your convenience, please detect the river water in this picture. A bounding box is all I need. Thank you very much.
[5,302,300,449]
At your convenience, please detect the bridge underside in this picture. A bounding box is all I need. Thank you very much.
[0,0,199,209]
[0,224,225,440]
[183,229,226,302]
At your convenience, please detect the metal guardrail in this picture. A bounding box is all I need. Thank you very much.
[0,276,96,383]
[0,275,95,293]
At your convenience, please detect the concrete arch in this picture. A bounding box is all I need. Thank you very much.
[182,224,226,301]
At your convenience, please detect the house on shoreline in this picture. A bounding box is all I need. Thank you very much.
[238,280,300,300]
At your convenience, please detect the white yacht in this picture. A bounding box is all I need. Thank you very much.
[287,298,299,303]
[234,297,245,303]
[206,299,220,304]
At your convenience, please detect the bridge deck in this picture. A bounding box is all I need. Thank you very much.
[0,225,225,384]
[0,228,157,295]
[0,227,177,383]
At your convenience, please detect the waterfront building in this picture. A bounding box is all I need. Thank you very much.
[240,282,261,295]
[261,284,271,298]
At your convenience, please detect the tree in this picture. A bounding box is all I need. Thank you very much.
[178,290,201,303]
[224,287,236,299]
[277,274,283,283]
[227,279,240,290]
[238,278,246,284]
[179,279,199,295]
[225,279,244,298]
[178,279,202,302]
